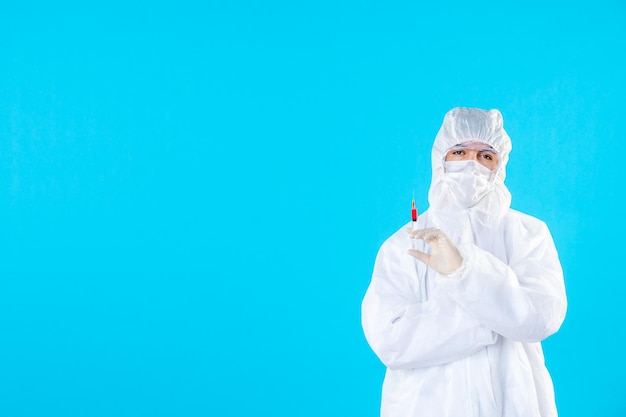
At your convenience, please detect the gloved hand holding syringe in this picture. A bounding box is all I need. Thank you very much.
[407,198,463,275]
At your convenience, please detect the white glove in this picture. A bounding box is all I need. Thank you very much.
[407,228,463,275]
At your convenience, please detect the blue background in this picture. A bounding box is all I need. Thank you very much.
[1,1,624,416]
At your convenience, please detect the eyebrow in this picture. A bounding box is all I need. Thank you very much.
[449,145,497,153]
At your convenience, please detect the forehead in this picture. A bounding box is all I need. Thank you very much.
[448,141,497,153]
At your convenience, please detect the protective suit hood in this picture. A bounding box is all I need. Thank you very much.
[428,107,513,220]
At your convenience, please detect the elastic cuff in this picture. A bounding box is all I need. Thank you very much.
[440,243,475,280]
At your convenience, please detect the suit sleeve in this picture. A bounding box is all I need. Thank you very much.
[436,218,567,343]
[361,234,498,370]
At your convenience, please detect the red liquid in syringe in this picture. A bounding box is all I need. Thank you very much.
[411,199,418,229]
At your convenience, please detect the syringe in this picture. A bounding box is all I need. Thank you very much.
[411,199,418,230]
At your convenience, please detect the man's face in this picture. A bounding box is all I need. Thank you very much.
[444,141,499,170]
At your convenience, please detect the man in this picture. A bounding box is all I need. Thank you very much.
[361,108,567,417]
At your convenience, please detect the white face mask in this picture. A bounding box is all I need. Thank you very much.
[443,160,495,180]
[433,160,496,210]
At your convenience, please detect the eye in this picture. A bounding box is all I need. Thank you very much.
[452,150,465,155]
[479,152,494,160]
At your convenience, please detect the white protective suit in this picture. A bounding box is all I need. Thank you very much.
[361,108,567,417]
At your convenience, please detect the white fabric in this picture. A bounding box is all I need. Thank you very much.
[361,107,567,417]
[440,160,496,210]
